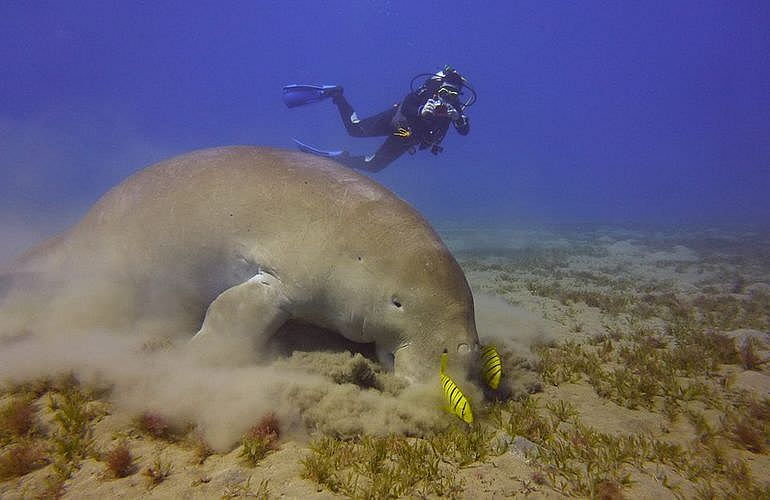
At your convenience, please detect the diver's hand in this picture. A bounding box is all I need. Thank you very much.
[453,114,470,135]
[420,98,442,118]
[445,103,460,121]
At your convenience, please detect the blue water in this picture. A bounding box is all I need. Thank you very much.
[1,1,769,232]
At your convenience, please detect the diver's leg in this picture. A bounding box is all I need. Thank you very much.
[333,95,398,138]
[338,136,410,172]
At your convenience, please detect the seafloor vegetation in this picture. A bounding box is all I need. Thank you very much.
[1,228,769,498]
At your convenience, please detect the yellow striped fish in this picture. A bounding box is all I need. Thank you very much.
[440,351,473,424]
[480,345,502,390]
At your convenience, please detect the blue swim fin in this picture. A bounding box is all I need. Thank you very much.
[282,84,342,108]
[292,138,345,158]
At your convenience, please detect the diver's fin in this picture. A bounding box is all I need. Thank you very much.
[282,84,341,108]
[292,138,346,158]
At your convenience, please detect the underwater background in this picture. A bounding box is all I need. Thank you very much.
[1,0,769,258]
[3,3,770,498]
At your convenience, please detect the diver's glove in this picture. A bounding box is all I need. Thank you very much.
[445,103,460,121]
[420,98,442,118]
[453,114,470,135]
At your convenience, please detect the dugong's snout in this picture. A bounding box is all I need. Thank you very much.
[393,334,481,384]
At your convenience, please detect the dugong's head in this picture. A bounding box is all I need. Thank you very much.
[382,244,480,383]
[319,206,481,384]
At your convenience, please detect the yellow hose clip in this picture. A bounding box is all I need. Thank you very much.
[393,127,412,138]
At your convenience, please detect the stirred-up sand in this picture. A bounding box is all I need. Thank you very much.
[1,226,768,498]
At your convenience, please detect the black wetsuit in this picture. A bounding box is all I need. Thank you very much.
[332,90,470,172]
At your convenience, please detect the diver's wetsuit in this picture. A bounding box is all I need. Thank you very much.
[332,91,470,172]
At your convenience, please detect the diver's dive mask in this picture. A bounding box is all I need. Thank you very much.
[410,66,477,109]
[437,84,461,100]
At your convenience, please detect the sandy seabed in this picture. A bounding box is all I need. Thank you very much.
[1,226,769,499]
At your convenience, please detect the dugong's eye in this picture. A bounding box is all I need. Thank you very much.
[391,297,402,309]
[457,343,471,353]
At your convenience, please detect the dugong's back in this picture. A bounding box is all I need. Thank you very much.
[22,147,440,271]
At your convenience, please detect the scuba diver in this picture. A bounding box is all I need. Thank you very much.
[282,66,476,172]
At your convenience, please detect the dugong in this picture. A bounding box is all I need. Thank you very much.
[0,147,480,381]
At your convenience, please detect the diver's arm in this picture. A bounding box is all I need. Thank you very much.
[444,101,469,135]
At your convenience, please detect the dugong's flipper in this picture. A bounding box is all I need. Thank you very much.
[189,270,289,365]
